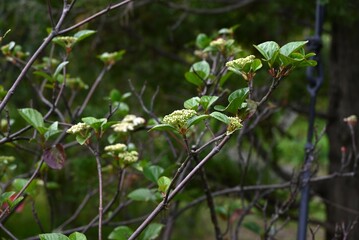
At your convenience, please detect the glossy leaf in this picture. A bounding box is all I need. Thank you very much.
[186,114,210,128]
[184,97,200,110]
[185,72,204,87]
[149,124,176,132]
[44,121,61,141]
[191,60,210,79]
[253,41,279,67]
[143,165,164,183]
[200,96,219,111]
[18,108,46,135]
[279,41,308,57]
[73,30,96,42]
[53,61,69,79]
[81,117,107,131]
[75,132,91,145]
[157,176,171,193]
[108,226,133,240]
[210,112,229,124]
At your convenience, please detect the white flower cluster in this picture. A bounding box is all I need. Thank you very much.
[210,38,226,48]
[226,55,255,70]
[66,122,90,134]
[104,143,127,152]
[162,109,197,129]
[112,114,145,133]
[118,150,139,164]
[226,117,243,135]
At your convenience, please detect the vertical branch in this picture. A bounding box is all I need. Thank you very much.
[86,144,103,240]
[192,148,223,240]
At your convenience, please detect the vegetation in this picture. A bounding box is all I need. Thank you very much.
[1,1,359,240]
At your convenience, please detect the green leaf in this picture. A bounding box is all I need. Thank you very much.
[12,178,37,196]
[253,41,280,67]
[279,41,308,57]
[215,88,249,114]
[127,188,157,202]
[243,221,261,235]
[184,97,200,110]
[0,191,15,206]
[250,59,262,72]
[68,232,87,240]
[210,112,229,124]
[186,114,210,128]
[228,88,249,102]
[191,60,210,79]
[44,121,61,141]
[143,165,164,183]
[109,89,122,102]
[39,233,69,240]
[185,72,204,87]
[73,30,96,42]
[18,108,46,134]
[149,124,176,132]
[200,95,219,111]
[139,223,164,240]
[108,226,133,240]
[157,176,171,193]
[81,117,107,131]
[219,71,232,87]
[75,132,91,145]
[53,61,69,79]
[33,71,54,82]
[196,33,211,49]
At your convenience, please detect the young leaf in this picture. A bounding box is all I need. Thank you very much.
[39,233,69,240]
[210,112,229,124]
[42,144,66,170]
[73,30,96,42]
[68,232,87,240]
[196,33,211,49]
[185,72,204,87]
[186,114,210,128]
[184,97,200,110]
[157,176,171,193]
[200,95,219,111]
[149,124,176,132]
[108,226,134,240]
[279,41,308,57]
[53,61,69,79]
[191,60,210,79]
[127,188,157,202]
[253,41,279,67]
[44,121,61,141]
[139,223,164,240]
[143,165,164,183]
[75,132,91,145]
[18,108,46,135]
[81,117,107,131]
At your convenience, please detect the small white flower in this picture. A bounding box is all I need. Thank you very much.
[162,109,197,129]
[226,117,243,135]
[104,143,127,152]
[66,122,90,134]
